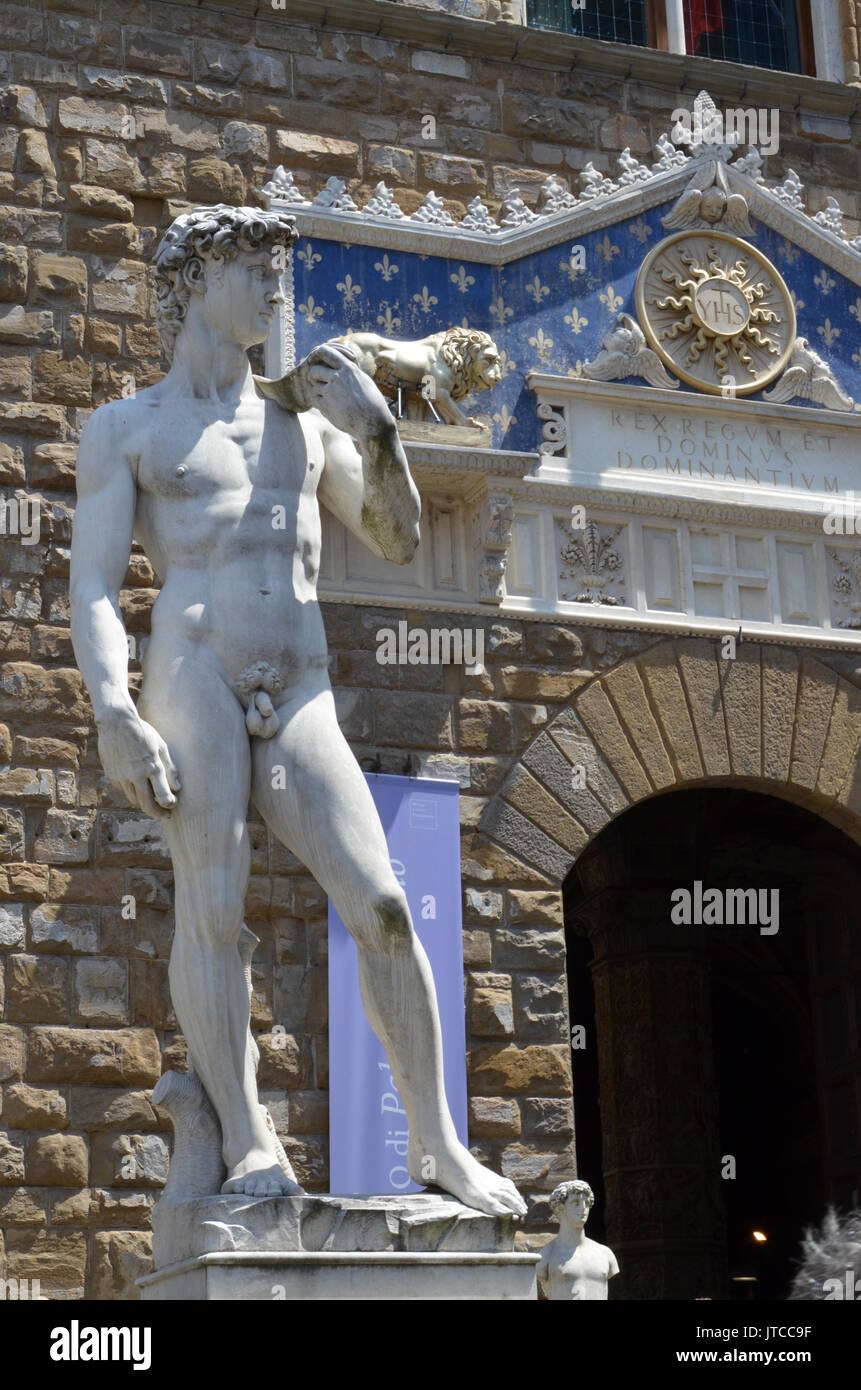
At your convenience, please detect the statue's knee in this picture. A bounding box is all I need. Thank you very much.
[371,888,413,950]
[178,870,245,949]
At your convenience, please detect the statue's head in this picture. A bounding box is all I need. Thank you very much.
[154,204,298,359]
[549,1179,595,1226]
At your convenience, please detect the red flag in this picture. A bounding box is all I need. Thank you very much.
[685,0,725,53]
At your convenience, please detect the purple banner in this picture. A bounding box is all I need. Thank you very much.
[328,773,468,1195]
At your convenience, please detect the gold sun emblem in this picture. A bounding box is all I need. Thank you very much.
[634,230,795,395]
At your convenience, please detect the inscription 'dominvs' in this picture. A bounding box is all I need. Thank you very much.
[607,405,843,494]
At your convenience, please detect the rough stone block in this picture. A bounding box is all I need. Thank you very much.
[75,956,129,1024]
[27,1133,88,1186]
[4,1083,67,1130]
[92,1229,152,1299]
[28,1026,161,1085]
[6,954,70,1023]
[5,1229,87,1299]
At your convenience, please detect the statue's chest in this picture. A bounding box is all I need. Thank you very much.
[137,404,311,500]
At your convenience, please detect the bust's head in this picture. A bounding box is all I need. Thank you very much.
[549,1179,595,1228]
[154,204,298,359]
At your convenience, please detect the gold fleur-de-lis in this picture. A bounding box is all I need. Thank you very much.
[817,319,840,348]
[450,265,475,294]
[525,275,550,304]
[628,217,652,245]
[376,303,401,333]
[564,307,589,335]
[493,405,517,433]
[777,237,799,265]
[600,285,623,313]
[814,268,835,296]
[559,257,585,284]
[790,290,805,316]
[595,233,620,265]
[299,296,323,325]
[529,328,554,363]
[496,348,517,378]
[853,349,861,369]
[297,241,321,271]
[489,295,514,326]
[849,297,861,322]
[566,362,584,378]
[336,274,362,306]
[413,286,438,314]
[374,253,399,282]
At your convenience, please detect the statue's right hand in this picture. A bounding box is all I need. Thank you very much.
[97,713,181,819]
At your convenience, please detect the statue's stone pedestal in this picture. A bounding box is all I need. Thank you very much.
[137,1193,538,1301]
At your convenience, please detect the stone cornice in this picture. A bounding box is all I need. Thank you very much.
[226,0,861,116]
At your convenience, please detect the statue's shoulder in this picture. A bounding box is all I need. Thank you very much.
[78,383,163,475]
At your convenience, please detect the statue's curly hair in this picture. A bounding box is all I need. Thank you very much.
[438,326,498,401]
[153,204,298,360]
[549,1180,595,1217]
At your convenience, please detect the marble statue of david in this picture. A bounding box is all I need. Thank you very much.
[69,204,525,1217]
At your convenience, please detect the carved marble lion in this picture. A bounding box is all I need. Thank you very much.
[331,327,502,427]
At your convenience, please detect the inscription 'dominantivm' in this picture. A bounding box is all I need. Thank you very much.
[608,406,839,493]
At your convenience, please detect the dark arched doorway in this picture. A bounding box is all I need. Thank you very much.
[564,787,861,1300]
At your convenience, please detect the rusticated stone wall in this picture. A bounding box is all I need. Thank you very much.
[2,0,861,1300]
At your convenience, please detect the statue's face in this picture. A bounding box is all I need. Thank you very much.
[201,247,284,348]
[564,1190,591,1225]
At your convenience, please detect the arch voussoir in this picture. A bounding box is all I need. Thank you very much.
[635,643,704,781]
[719,644,762,778]
[674,639,731,777]
[761,647,799,782]
[574,681,652,801]
[601,661,676,790]
[790,656,839,791]
[480,636,861,868]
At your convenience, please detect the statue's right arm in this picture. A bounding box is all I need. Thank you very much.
[70,408,180,819]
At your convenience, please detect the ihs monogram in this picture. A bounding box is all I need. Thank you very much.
[635,231,795,396]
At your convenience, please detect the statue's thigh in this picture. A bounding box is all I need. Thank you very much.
[250,683,395,908]
[138,657,251,870]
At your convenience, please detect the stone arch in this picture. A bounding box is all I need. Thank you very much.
[481,636,861,880]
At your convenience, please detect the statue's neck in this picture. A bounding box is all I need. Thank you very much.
[166,307,254,404]
[558,1221,587,1250]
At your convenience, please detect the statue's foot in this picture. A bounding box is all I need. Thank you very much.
[222,1149,303,1198]
[409,1137,527,1219]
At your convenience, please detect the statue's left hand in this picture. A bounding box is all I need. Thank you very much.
[301,342,394,440]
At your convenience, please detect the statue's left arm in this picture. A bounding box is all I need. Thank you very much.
[304,344,421,564]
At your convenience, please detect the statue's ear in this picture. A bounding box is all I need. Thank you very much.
[182,255,207,296]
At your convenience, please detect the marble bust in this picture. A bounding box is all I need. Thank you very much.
[69,203,525,1220]
[537,1180,620,1300]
